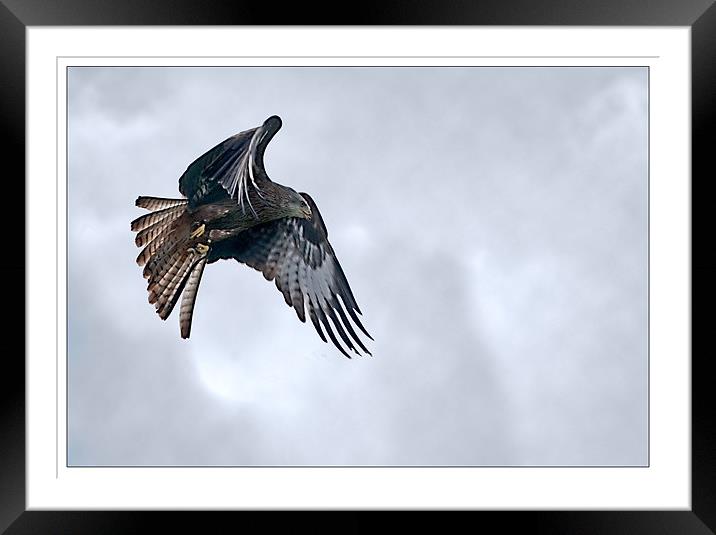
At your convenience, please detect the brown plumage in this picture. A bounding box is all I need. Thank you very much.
[130,115,372,357]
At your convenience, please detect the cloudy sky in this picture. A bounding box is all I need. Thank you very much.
[67,66,648,466]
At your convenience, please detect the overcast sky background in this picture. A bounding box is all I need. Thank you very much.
[67,66,648,466]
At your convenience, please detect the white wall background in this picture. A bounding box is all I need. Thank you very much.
[67,66,648,466]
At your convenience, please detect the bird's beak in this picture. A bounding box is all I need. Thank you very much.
[301,205,313,219]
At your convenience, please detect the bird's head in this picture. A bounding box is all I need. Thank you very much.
[281,188,312,220]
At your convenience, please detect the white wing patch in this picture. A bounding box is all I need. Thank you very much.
[217,126,268,218]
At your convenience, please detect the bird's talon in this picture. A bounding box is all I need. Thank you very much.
[190,223,206,239]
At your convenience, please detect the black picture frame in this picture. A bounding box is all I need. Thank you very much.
[3,1,712,532]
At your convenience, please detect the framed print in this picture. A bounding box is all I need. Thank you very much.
[6,0,713,532]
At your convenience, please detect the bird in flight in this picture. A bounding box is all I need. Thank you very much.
[130,115,372,357]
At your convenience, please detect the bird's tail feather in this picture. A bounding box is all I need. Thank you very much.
[180,257,208,339]
[132,198,188,265]
[131,196,207,338]
[135,196,188,211]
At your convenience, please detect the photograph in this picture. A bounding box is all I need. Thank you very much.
[67,65,648,467]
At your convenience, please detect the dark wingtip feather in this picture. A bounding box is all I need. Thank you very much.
[323,306,358,355]
[318,308,352,358]
[331,297,371,356]
[264,115,282,130]
[294,308,307,323]
[315,306,351,359]
[308,305,328,343]
[346,307,373,341]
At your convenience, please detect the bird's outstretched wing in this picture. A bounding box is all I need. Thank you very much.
[208,193,372,357]
[178,115,282,213]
